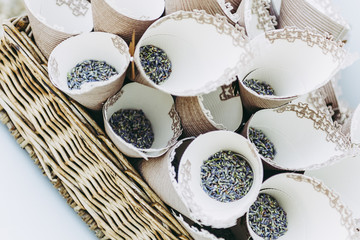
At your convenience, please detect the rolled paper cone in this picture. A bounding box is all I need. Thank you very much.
[245,103,352,171]
[48,32,130,110]
[172,211,228,240]
[305,154,360,221]
[24,0,93,58]
[165,0,242,24]
[103,82,182,159]
[138,138,195,219]
[178,130,263,228]
[237,0,277,39]
[246,173,359,240]
[134,10,250,97]
[239,68,298,112]
[238,27,348,112]
[278,0,350,41]
[176,83,243,137]
[91,0,165,43]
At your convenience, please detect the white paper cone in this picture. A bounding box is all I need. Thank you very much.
[350,104,360,144]
[178,130,263,228]
[24,0,93,58]
[238,27,348,111]
[305,154,360,220]
[133,10,250,96]
[237,0,277,39]
[246,173,359,240]
[103,82,182,159]
[245,103,351,171]
[48,32,130,110]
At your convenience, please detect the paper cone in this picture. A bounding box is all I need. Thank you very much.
[165,0,242,24]
[103,82,182,159]
[178,130,263,228]
[238,27,348,112]
[133,10,250,97]
[305,154,360,221]
[349,104,360,144]
[176,83,243,137]
[278,0,350,41]
[24,0,93,58]
[92,0,164,43]
[246,173,359,240]
[138,138,194,218]
[244,103,351,171]
[237,0,277,39]
[48,32,130,110]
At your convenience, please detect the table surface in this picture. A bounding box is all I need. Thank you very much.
[1,1,360,240]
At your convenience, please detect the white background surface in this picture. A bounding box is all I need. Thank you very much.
[0,1,360,240]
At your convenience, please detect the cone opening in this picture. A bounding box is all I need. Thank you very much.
[48,32,130,95]
[178,131,263,227]
[134,11,248,96]
[105,0,164,20]
[104,83,178,157]
[199,84,243,131]
[249,109,341,170]
[24,0,93,34]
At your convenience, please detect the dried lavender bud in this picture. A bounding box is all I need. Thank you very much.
[248,193,288,240]
[139,45,172,85]
[67,59,118,90]
[243,78,275,96]
[249,127,276,160]
[200,150,254,203]
[109,109,154,149]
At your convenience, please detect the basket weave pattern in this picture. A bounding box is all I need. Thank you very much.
[0,16,190,240]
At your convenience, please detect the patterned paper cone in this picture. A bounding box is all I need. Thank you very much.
[133,10,251,97]
[237,0,277,39]
[48,32,130,110]
[91,0,164,43]
[178,131,263,228]
[278,0,350,41]
[24,0,93,58]
[138,138,194,218]
[246,173,359,240]
[244,103,351,171]
[165,0,242,24]
[305,154,360,222]
[176,83,243,137]
[238,27,348,112]
[103,82,182,159]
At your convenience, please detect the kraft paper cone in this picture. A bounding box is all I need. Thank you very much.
[172,211,227,240]
[24,0,93,58]
[103,82,182,159]
[176,83,243,137]
[138,138,194,218]
[48,32,130,110]
[244,103,351,171]
[165,0,242,24]
[178,131,263,228]
[133,10,250,97]
[92,0,164,43]
[238,27,348,112]
[278,0,350,41]
[246,173,359,240]
[305,154,360,221]
[238,0,277,39]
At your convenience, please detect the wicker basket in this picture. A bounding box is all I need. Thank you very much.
[0,16,191,240]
